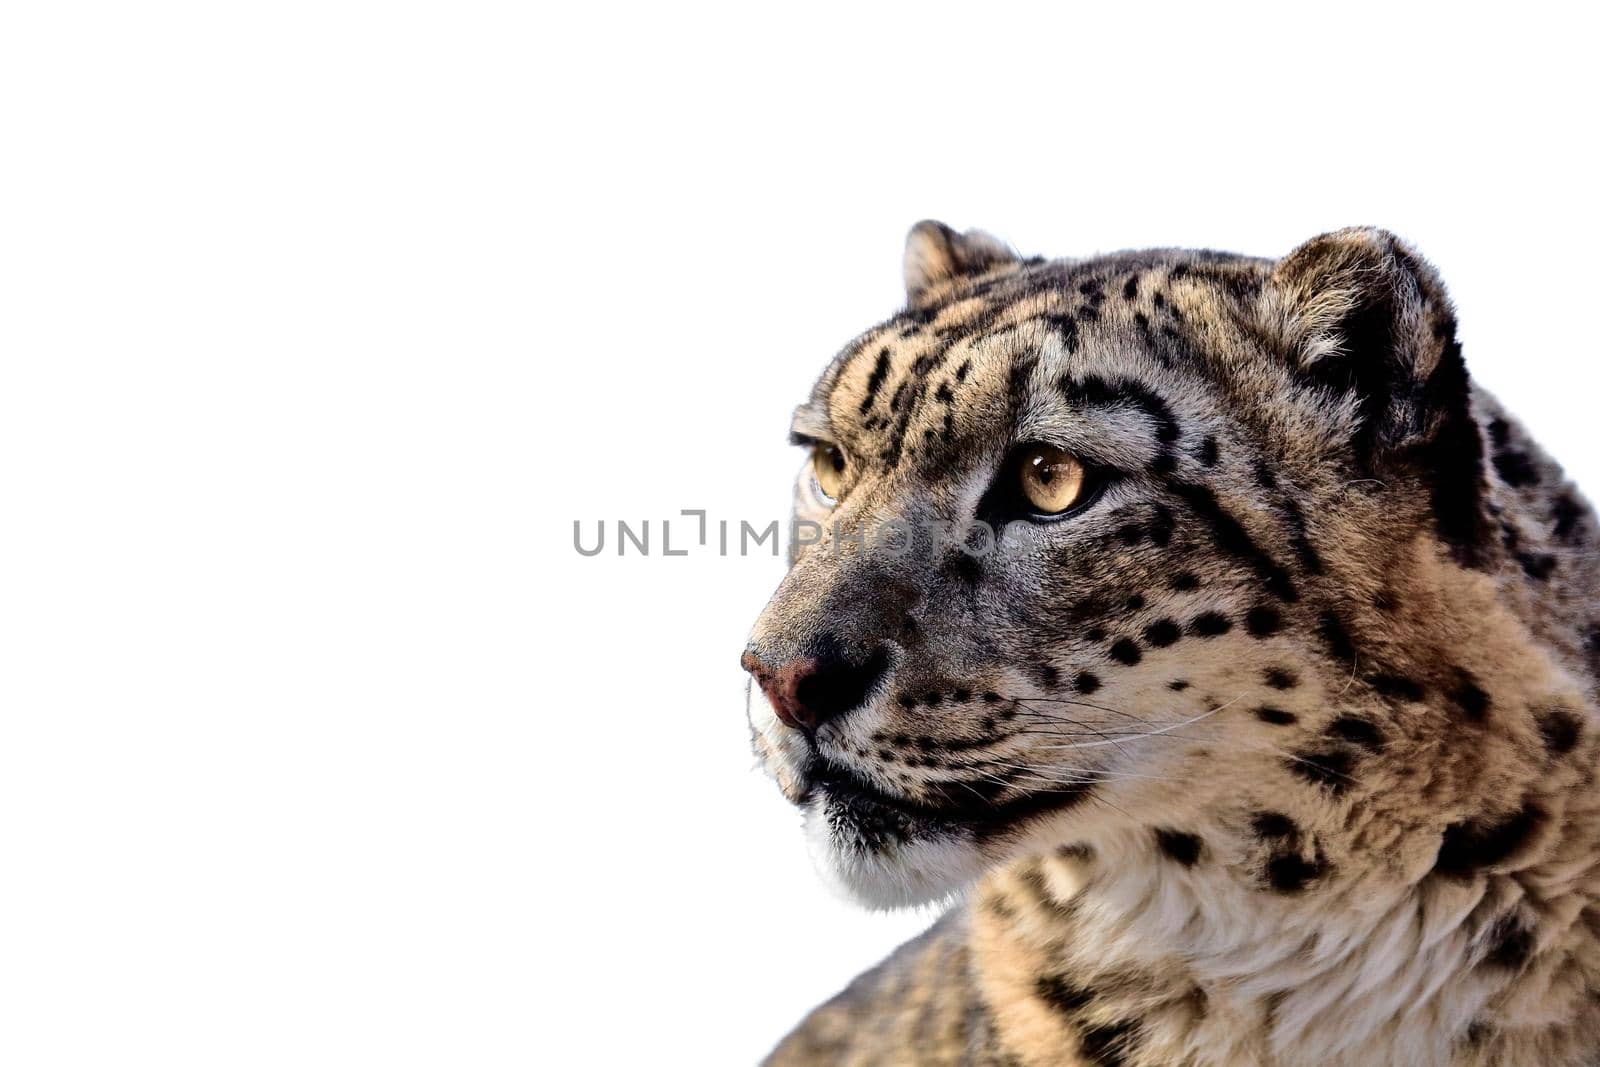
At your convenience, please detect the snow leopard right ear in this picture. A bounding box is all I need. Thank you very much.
[902,220,1019,308]
[1264,227,1489,565]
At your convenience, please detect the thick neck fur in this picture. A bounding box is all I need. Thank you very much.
[971,402,1600,1067]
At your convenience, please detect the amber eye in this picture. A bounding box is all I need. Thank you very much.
[1017,443,1087,515]
[811,443,848,502]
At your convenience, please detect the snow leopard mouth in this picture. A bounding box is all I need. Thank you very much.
[804,759,1092,847]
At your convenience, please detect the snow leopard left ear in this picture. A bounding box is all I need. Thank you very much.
[903,220,1018,308]
[1265,227,1488,563]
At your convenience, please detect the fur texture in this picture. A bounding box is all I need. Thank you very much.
[744,222,1600,1065]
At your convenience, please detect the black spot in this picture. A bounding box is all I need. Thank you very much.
[1197,436,1219,467]
[1167,679,1191,691]
[1368,674,1426,702]
[1043,314,1079,356]
[982,691,1002,704]
[1189,611,1232,637]
[896,694,916,710]
[1108,639,1142,665]
[1434,803,1546,879]
[1146,506,1175,547]
[1115,523,1144,545]
[1487,418,1511,447]
[952,688,972,703]
[1079,1019,1138,1067]
[1266,851,1325,893]
[1251,812,1297,840]
[1143,620,1181,648]
[1328,715,1382,750]
[1287,747,1355,791]
[1153,828,1203,866]
[1035,974,1094,1015]
[1537,709,1581,755]
[1245,606,1282,637]
[1075,672,1102,695]
[1256,707,1297,726]
[945,549,983,590]
[1517,551,1557,581]
[1125,593,1145,611]
[1316,612,1356,663]
[1551,493,1584,542]
[934,381,956,404]
[1482,916,1534,969]
[1086,626,1107,642]
[1448,670,1490,721]
[1035,664,1060,689]
[1263,668,1297,690]
[1170,572,1201,592]
[923,691,942,707]
[888,379,909,413]
[858,348,892,413]
[954,359,972,383]
[1492,449,1540,488]
[1123,274,1140,300]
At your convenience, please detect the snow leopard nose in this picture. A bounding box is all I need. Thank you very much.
[741,641,890,732]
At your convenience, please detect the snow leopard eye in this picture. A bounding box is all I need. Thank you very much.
[811,442,848,503]
[1016,443,1087,515]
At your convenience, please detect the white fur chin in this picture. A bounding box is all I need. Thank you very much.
[801,798,988,910]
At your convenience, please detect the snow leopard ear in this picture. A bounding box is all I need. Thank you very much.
[1265,227,1488,563]
[902,220,1019,308]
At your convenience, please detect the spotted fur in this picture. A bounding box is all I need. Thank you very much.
[745,221,1600,1066]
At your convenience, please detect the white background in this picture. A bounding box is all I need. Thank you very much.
[2,3,1596,1064]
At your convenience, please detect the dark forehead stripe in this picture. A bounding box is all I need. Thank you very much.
[1059,374,1180,445]
[857,348,892,414]
[878,370,930,467]
[1273,493,1324,575]
[870,318,1001,469]
[1006,353,1041,422]
[1166,481,1299,602]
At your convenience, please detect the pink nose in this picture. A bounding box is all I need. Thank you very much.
[741,643,891,732]
[741,650,822,730]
